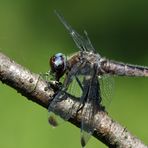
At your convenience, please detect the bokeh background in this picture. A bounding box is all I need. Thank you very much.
[0,0,148,148]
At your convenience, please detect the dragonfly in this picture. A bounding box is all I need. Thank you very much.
[47,11,148,147]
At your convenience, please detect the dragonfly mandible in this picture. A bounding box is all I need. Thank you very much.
[47,11,148,148]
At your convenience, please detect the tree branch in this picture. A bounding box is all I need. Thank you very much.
[0,52,147,148]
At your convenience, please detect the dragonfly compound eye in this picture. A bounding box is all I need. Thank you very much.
[49,53,66,81]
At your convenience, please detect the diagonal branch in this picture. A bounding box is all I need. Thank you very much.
[0,52,147,148]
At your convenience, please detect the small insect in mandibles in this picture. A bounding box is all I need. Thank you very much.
[46,11,148,148]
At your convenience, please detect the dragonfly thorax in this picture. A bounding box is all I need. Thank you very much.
[49,53,67,81]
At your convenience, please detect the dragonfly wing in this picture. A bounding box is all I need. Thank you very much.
[66,75,83,98]
[61,60,102,147]
[80,100,95,147]
[99,74,114,110]
[61,62,85,120]
[55,10,96,53]
[48,60,84,121]
[80,65,102,147]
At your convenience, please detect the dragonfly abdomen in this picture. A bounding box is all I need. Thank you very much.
[101,59,148,77]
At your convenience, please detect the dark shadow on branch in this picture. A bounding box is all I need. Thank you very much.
[0,52,147,148]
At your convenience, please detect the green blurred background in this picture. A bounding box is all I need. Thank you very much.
[0,0,148,148]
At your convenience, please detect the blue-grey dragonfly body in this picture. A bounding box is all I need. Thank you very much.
[48,11,148,147]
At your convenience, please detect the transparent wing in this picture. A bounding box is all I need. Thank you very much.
[48,61,84,121]
[49,59,102,147]
[99,74,114,110]
[55,10,96,53]
[66,74,84,99]
[47,71,84,127]
[80,65,102,147]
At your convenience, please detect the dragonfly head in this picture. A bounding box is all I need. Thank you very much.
[49,53,67,81]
